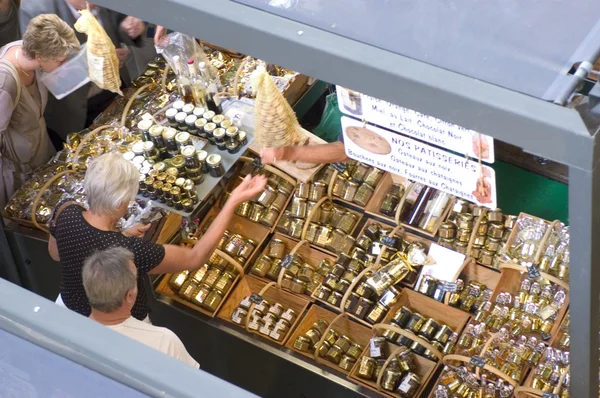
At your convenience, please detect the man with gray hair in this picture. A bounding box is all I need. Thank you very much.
[82,247,199,368]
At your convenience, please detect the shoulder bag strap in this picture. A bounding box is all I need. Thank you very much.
[49,200,84,230]
[0,60,21,111]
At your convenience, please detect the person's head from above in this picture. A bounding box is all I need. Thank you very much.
[68,0,97,11]
[82,247,138,318]
[22,14,80,72]
[84,153,140,219]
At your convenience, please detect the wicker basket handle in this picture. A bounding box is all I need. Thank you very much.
[326,168,338,200]
[72,125,117,164]
[301,196,331,240]
[161,64,170,93]
[442,354,518,387]
[373,224,405,269]
[313,312,346,363]
[244,281,277,332]
[375,341,412,392]
[372,323,443,361]
[339,265,375,313]
[499,263,569,291]
[238,156,297,186]
[31,170,77,233]
[120,83,156,127]
[474,332,498,379]
[554,364,569,394]
[394,182,414,226]
[534,219,562,263]
[467,208,489,256]
[276,239,309,288]
[514,365,569,397]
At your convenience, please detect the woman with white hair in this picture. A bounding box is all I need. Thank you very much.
[48,152,267,321]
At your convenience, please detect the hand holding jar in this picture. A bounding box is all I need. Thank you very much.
[228,174,268,206]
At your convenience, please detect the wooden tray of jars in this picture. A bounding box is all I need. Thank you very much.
[348,332,438,398]
[284,305,372,376]
[195,205,272,270]
[225,156,297,233]
[248,233,337,300]
[321,163,388,211]
[155,244,245,318]
[364,173,455,238]
[277,197,365,258]
[490,266,569,342]
[500,213,562,263]
[441,257,502,309]
[216,275,310,346]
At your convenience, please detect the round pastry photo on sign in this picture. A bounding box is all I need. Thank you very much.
[344,126,392,155]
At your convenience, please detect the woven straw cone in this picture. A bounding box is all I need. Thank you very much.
[74,8,123,95]
[253,69,304,148]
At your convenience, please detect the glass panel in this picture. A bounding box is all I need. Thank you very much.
[235,0,600,99]
[0,328,150,398]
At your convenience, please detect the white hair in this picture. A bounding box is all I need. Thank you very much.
[84,153,139,214]
[82,247,137,313]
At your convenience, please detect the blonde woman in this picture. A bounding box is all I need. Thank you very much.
[0,14,79,208]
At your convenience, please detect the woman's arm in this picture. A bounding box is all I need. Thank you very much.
[48,235,60,261]
[260,141,348,164]
[149,174,267,274]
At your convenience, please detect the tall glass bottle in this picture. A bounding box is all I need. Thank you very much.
[406,186,434,226]
[186,59,207,108]
[173,55,193,104]
[198,61,223,113]
[399,183,424,222]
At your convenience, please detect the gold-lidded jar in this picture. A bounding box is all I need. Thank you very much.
[356,356,376,380]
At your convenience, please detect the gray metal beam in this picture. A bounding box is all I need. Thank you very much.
[0,278,258,398]
[94,0,593,169]
[568,158,600,398]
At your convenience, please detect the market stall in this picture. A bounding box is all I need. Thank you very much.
[4,1,600,397]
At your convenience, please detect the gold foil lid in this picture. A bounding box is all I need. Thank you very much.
[175,177,186,187]
[195,118,207,128]
[166,167,179,177]
[212,114,225,124]
[175,132,190,144]
[171,155,185,168]
[220,120,232,129]
[181,145,196,157]
[207,153,222,166]
[204,122,217,132]
[153,162,166,172]
[149,125,164,136]
[196,150,208,162]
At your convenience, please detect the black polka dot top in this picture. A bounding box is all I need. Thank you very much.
[50,204,165,320]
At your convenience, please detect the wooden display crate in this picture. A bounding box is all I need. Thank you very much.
[491,265,569,342]
[155,245,244,318]
[441,257,502,310]
[284,305,372,376]
[348,337,437,398]
[248,233,337,299]
[275,197,364,257]
[195,206,271,270]
[364,173,455,238]
[217,275,310,346]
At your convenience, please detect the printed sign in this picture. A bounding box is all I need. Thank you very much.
[415,243,465,289]
[337,86,494,163]
[341,117,497,208]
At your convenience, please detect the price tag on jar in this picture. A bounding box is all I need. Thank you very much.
[469,355,486,369]
[442,281,458,293]
[526,263,541,279]
[280,254,295,269]
[331,162,348,173]
[250,292,264,304]
[252,157,264,169]
[380,235,398,248]
[541,393,559,398]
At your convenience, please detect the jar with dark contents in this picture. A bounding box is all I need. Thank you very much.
[181,146,199,169]
[165,108,178,126]
[162,128,178,155]
[237,131,248,146]
[175,112,187,131]
[195,118,207,137]
[185,115,198,134]
[204,122,217,143]
[170,186,182,209]
[182,103,194,115]
[225,126,238,142]
[149,125,165,150]
[207,154,225,177]
[196,150,208,173]
[213,127,226,144]
[226,140,240,154]
[193,107,206,118]
[203,111,216,122]
[220,119,232,130]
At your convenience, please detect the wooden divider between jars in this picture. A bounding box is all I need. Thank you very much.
[498,263,569,291]
[276,239,309,288]
[466,208,489,256]
[244,281,277,332]
[394,182,414,227]
[301,196,331,241]
[31,170,77,233]
[326,169,338,200]
[313,312,346,363]
[533,219,562,264]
